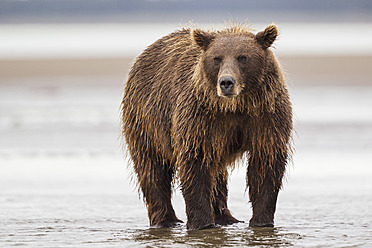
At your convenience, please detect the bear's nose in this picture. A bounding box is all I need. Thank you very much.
[219,76,236,94]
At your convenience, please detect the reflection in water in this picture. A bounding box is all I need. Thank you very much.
[131,224,301,247]
[245,227,301,247]
[186,227,231,247]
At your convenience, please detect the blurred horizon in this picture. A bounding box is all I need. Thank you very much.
[1,0,372,24]
[1,0,372,60]
[0,22,371,61]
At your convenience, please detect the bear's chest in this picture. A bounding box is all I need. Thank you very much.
[208,112,250,161]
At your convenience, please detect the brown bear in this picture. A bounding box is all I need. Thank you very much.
[121,23,293,230]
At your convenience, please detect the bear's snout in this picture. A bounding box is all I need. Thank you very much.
[218,76,236,97]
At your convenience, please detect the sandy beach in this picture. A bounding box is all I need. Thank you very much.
[1,55,372,84]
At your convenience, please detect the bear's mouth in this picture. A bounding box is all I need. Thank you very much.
[216,84,241,98]
[218,92,237,98]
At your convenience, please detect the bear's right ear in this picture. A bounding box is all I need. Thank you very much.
[192,29,215,51]
[255,24,278,49]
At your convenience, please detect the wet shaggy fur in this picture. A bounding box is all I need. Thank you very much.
[121,23,293,230]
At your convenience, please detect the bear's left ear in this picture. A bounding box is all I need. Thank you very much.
[192,29,215,51]
[255,24,278,49]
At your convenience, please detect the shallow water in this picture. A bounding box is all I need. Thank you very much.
[1,71,372,247]
[2,148,372,247]
[1,152,372,247]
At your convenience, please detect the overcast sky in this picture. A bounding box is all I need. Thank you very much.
[0,0,371,23]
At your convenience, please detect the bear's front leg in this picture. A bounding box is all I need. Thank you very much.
[213,169,241,225]
[247,153,286,227]
[179,157,215,230]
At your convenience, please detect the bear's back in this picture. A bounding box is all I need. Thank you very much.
[127,28,197,91]
[122,29,199,162]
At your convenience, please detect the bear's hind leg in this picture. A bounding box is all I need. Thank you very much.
[134,156,182,228]
[213,169,241,225]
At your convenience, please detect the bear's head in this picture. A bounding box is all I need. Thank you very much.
[191,24,280,113]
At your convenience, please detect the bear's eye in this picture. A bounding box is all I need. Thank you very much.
[238,55,247,62]
[214,57,222,64]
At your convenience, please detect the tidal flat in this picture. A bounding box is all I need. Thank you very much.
[1,50,372,246]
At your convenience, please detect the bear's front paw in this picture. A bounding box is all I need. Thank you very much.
[215,209,242,225]
[152,218,183,228]
[249,218,274,227]
[187,222,216,230]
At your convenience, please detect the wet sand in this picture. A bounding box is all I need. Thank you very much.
[1,56,372,247]
[1,56,372,84]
